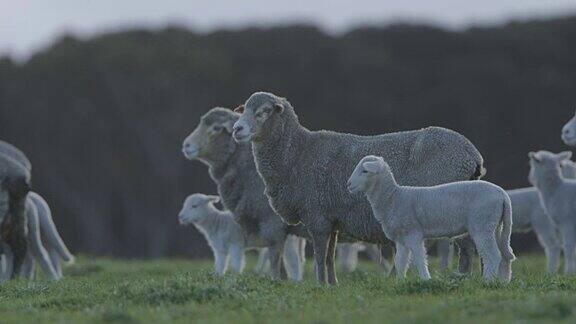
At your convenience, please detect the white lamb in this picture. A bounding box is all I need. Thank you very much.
[179,193,302,277]
[347,155,515,282]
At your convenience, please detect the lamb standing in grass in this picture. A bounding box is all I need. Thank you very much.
[182,107,306,281]
[232,92,484,285]
[529,151,576,274]
[347,155,515,282]
[438,160,576,274]
[179,194,246,275]
[179,194,303,276]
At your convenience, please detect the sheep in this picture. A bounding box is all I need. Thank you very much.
[529,150,576,274]
[438,159,576,273]
[0,152,31,279]
[178,193,303,276]
[182,107,307,281]
[348,155,515,282]
[561,109,576,147]
[232,92,485,285]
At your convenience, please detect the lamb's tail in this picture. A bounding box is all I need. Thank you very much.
[498,194,515,261]
[497,192,515,282]
[29,193,75,264]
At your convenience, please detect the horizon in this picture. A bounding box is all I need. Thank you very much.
[2,0,576,60]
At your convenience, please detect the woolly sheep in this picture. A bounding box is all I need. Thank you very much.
[232,92,484,285]
[182,107,306,281]
[179,193,303,277]
[529,150,576,274]
[348,155,515,282]
[561,109,576,147]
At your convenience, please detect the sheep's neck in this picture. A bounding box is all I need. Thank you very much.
[535,166,564,202]
[252,109,307,192]
[195,210,228,235]
[366,176,399,227]
[205,140,242,182]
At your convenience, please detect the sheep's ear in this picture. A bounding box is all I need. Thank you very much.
[528,152,538,161]
[558,151,573,161]
[274,103,284,114]
[362,160,382,173]
[234,105,245,114]
[207,195,220,204]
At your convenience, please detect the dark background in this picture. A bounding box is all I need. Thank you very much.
[0,16,574,258]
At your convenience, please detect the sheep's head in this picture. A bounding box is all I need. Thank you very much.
[182,108,239,161]
[528,150,572,185]
[178,193,220,225]
[562,109,576,147]
[233,92,285,142]
[347,155,392,194]
[561,159,576,179]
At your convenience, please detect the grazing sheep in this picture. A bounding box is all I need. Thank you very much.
[179,193,303,277]
[348,155,515,282]
[561,109,576,147]
[182,107,306,281]
[232,92,484,285]
[529,150,576,274]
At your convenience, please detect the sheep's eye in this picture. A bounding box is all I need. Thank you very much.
[212,125,222,132]
[191,205,198,208]
[362,170,368,174]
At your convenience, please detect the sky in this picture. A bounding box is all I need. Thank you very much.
[1,0,576,59]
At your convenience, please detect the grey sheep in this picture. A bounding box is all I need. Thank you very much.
[232,92,484,285]
[561,109,576,147]
[348,155,515,282]
[529,150,576,274]
[182,108,307,280]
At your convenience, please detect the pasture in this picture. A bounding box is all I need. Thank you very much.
[0,255,575,323]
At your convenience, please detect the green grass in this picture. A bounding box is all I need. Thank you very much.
[0,255,575,323]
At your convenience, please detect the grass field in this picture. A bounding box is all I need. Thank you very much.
[0,255,575,323]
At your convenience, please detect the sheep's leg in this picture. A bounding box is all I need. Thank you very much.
[283,236,303,281]
[254,249,268,273]
[21,251,35,280]
[533,224,561,274]
[470,231,501,281]
[229,245,246,274]
[266,242,284,280]
[406,236,431,280]
[1,244,13,282]
[337,243,359,273]
[561,226,576,275]
[394,242,411,278]
[437,240,453,272]
[312,232,330,285]
[455,236,475,274]
[49,249,63,278]
[326,230,338,286]
[214,250,229,275]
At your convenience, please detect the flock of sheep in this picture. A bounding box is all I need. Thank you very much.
[180,91,576,285]
[0,91,574,285]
